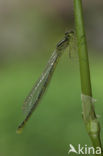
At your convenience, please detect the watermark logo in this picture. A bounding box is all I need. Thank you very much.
[68,144,101,155]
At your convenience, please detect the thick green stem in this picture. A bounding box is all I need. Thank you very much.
[73,0,103,155]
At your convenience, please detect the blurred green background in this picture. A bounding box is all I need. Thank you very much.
[0,0,103,156]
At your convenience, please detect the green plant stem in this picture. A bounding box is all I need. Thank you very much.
[73,0,103,155]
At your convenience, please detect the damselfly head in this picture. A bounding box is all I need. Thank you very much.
[65,30,74,39]
[56,30,74,51]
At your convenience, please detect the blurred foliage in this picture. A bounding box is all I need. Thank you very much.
[0,0,103,156]
[1,51,103,156]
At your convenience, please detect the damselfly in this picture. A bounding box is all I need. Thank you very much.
[16,30,74,133]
